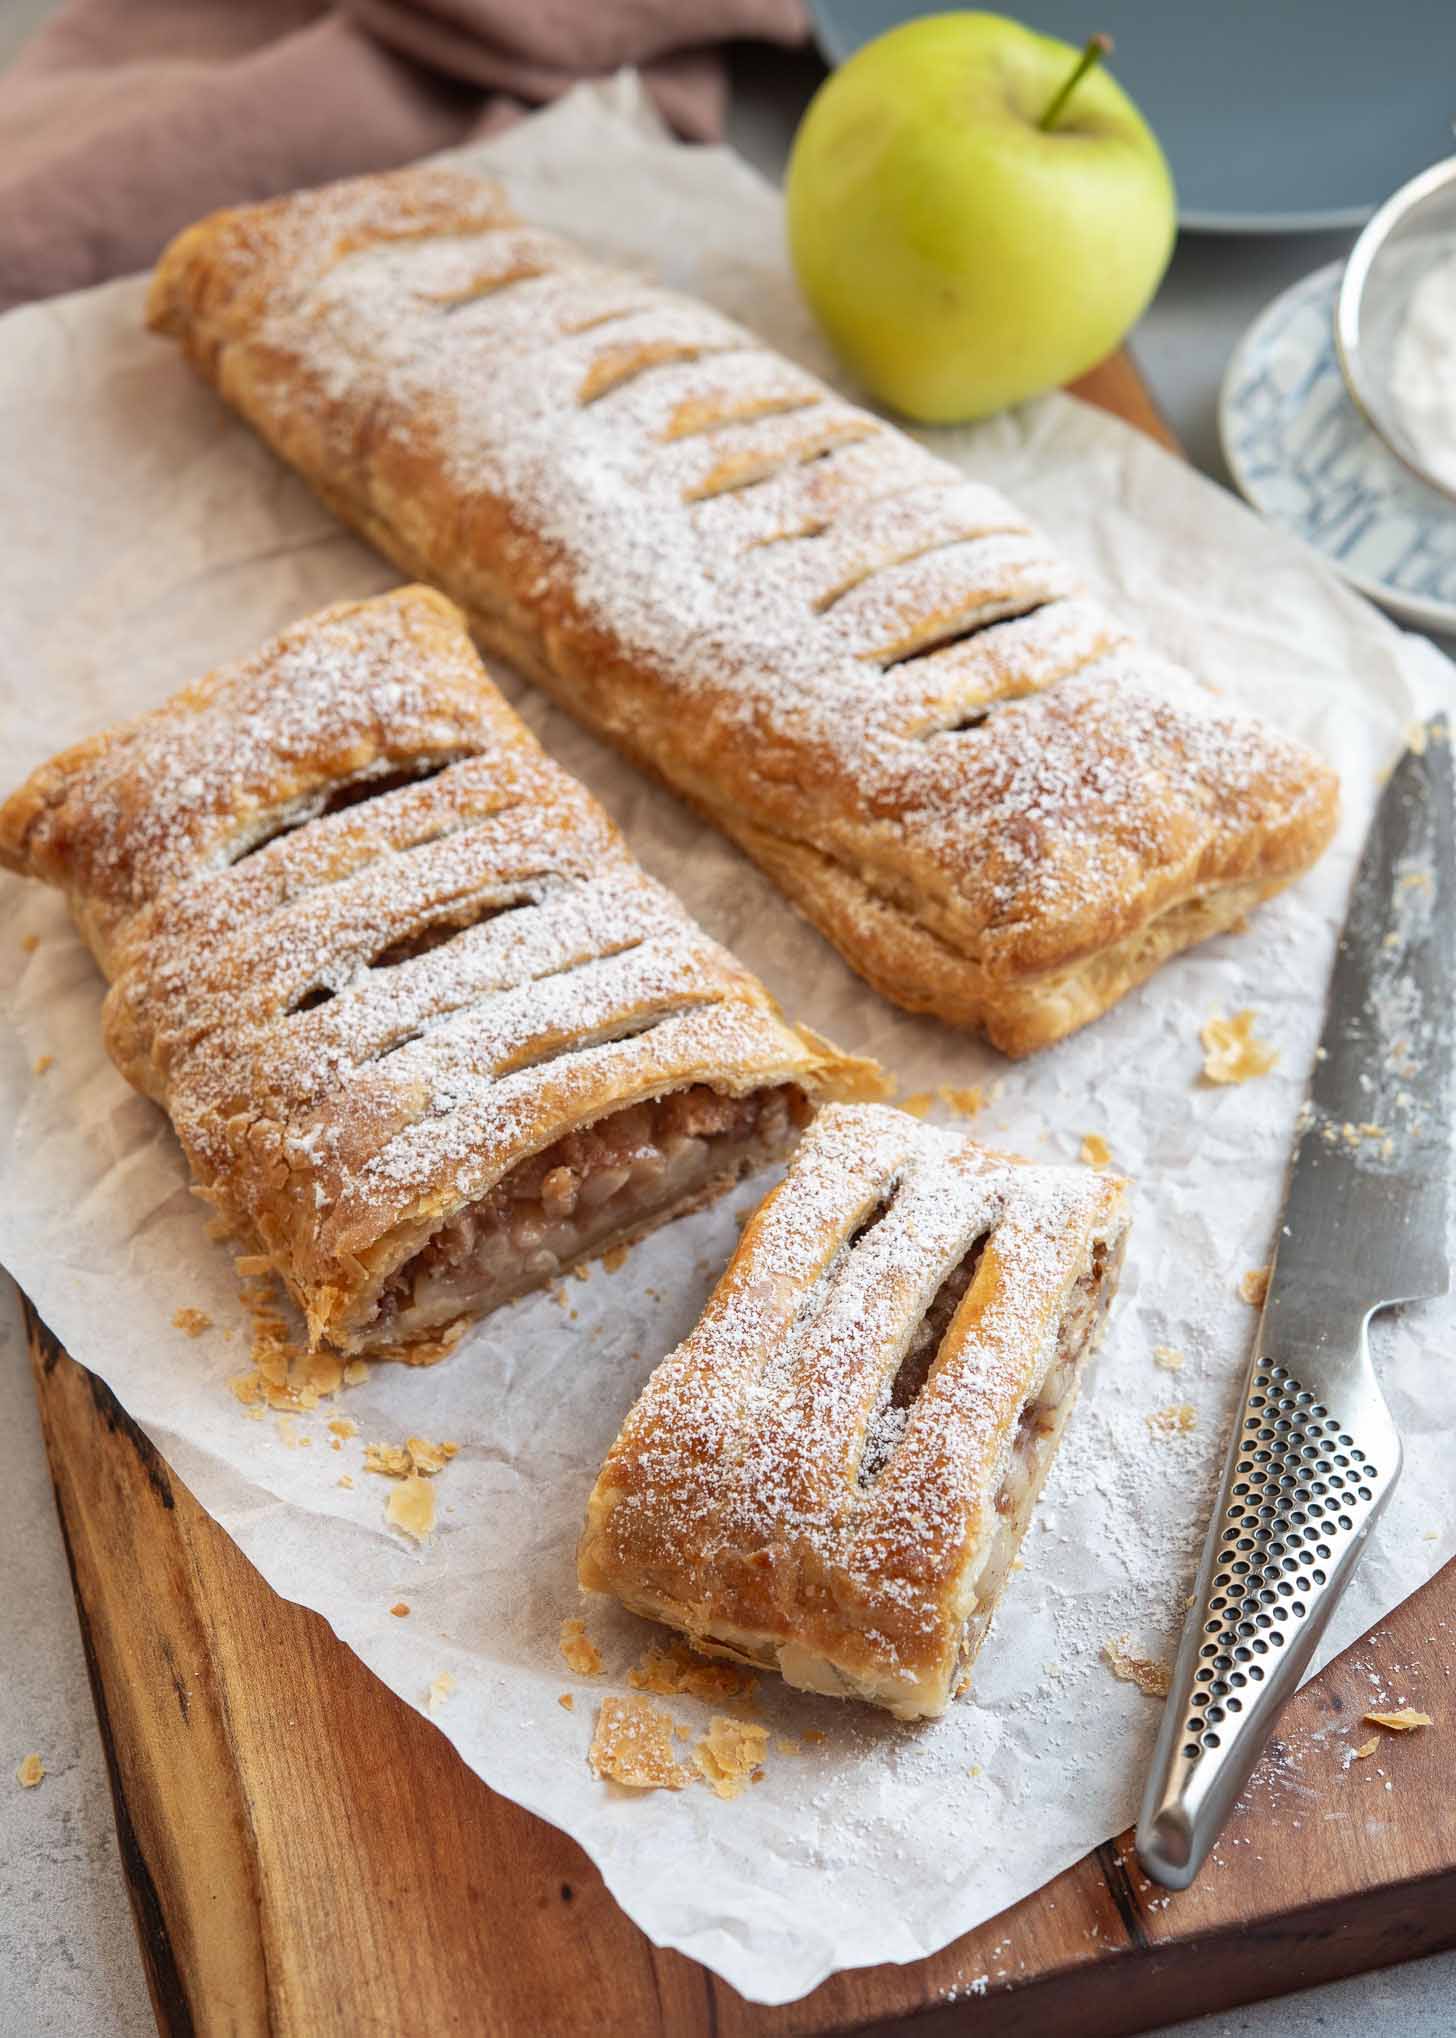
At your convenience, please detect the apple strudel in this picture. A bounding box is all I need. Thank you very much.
[146,166,1339,1055]
[0,587,878,1357]
[579,1102,1130,1719]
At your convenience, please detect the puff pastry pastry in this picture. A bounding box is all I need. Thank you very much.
[0,587,876,1356]
[147,167,1339,1055]
[579,1102,1130,1718]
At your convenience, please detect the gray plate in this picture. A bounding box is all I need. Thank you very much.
[809,2,1456,233]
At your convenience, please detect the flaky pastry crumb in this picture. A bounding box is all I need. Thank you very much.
[171,1307,212,1338]
[589,1696,688,1790]
[1201,1010,1277,1084]
[15,1753,45,1788]
[693,1716,769,1799]
[386,1475,436,1540]
[560,1618,605,1677]
[628,1640,756,1705]
[1103,1637,1172,1698]
[1240,1266,1270,1308]
[1365,1708,1433,1732]
[1146,1402,1197,1437]
[1079,1132,1112,1168]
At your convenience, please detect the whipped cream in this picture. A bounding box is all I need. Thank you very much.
[1389,241,1456,495]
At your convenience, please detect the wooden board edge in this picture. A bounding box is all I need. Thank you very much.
[28,1298,1456,2038]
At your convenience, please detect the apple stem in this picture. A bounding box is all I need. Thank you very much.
[1038,32,1113,133]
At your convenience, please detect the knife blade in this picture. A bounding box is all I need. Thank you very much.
[1137,716,1454,1889]
[1277,718,1454,1320]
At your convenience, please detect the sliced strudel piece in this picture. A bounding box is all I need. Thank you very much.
[579,1102,1130,1719]
[0,587,878,1356]
[147,166,1339,1055]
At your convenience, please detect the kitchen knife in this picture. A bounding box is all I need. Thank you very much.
[1137,717,1454,1889]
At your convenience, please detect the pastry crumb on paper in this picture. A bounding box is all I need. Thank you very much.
[32,1054,53,1076]
[1102,1637,1172,1698]
[1352,1736,1380,1761]
[1146,1403,1197,1437]
[558,1693,574,1712]
[940,1084,990,1118]
[389,1601,410,1618]
[426,1671,455,1714]
[1240,1266,1270,1308]
[1364,1707,1433,1732]
[589,1696,688,1791]
[15,1753,45,1789]
[899,1090,934,1119]
[1079,1132,1112,1168]
[629,1639,756,1706]
[20,932,39,954]
[171,1306,212,1337]
[1200,1010,1277,1084]
[366,1436,456,1479]
[560,1618,604,1677]
[600,1242,631,1273]
[386,1475,436,1541]
[1152,1345,1184,1373]
[694,1716,769,1800]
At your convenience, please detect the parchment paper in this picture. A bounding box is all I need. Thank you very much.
[1,77,1452,2007]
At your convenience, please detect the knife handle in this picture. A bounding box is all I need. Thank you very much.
[1136,1310,1402,1888]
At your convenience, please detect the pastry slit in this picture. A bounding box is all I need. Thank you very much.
[682,419,879,504]
[285,893,539,1014]
[816,532,1025,617]
[737,480,935,557]
[227,753,472,865]
[560,304,651,337]
[367,975,699,1069]
[429,264,548,312]
[662,389,820,445]
[858,1230,993,1487]
[874,595,1057,672]
[367,893,534,971]
[578,339,739,406]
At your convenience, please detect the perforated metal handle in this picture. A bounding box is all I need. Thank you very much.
[1136,1315,1402,1888]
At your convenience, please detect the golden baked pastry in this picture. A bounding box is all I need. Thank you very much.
[146,166,1339,1055]
[0,587,876,1356]
[579,1102,1130,1718]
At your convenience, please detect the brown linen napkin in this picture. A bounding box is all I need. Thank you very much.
[0,0,808,312]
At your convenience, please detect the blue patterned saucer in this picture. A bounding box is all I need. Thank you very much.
[1220,261,1456,635]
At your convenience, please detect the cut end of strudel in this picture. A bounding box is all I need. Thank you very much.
[0,587,880,1357]
[147,166,1339,1055]
[579,1103,1130,1720]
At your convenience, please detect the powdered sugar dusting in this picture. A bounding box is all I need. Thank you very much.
[166,165,1338,996]
[584,1102,1129,1710]
[3,587,863,1346]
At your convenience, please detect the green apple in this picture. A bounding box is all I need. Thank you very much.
[786,13,1176,422]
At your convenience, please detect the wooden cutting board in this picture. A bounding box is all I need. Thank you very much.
[26,352,1456,2038]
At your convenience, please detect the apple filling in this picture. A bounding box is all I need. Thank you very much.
[369,1083,806,1347]
[959,1235,1121,1661]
